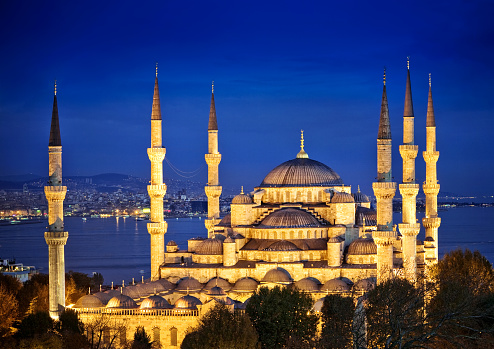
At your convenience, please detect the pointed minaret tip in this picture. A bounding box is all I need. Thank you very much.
[54,80,57,96]
[208,82,218,130]
[49,81,62,147]
[407,56,410,70]
[151,65,161,120]
[378,70,391,140]
[296,130,309,158]
[404,57,414,117]
[383,67,386,86]
[155,62,158,77]
[427,73,436,127]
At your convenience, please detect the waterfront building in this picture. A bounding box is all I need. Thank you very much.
[71,62,439,347]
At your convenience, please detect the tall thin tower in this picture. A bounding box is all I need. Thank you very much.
[372,69,397,282]
[204,82,222,237]
[423,74,441,264]
[44,81,68,319]
[398,58,420,279]
[147,64,167,281]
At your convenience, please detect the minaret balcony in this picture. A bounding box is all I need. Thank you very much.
[147,184,167,198]
[372,182,396,199]
[399,145,418,159]
[44,231,68,245]
[48,146,62,154]
[422,183,440,196]
[399,183,419,197]
[398,223,420,236]
[147,147,166,162]
[147,222,168,235]
[205,185,222,198]
[205,153,222,166]
[422,217,441,229]
[423,151,439,163]
[44,186,67,201]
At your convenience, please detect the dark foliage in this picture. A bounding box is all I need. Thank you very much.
[318,294,355,349]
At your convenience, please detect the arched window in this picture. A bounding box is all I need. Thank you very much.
[153,327,160,345]
[296,191,302,202]
[307,191,312,202]
[170,327,178,346]
[285,191,291,202]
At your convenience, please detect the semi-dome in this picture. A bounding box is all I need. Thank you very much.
[294,278,321,292]
[347,238,377,255]
[265,240,300,251]
[320,279,350,293]
[175,277,203,293]
[232,277,259,292]
[259,208,321,228]
[195,238,223,255]
[106,294,138,309]
[261,268,292,284]
[259,158,343,187]
[174,295,202,310]
[139,295,172,309]
[331,191,355,203]
[74,294,104,308]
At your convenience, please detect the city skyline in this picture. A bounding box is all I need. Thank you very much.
[1,1,493,196]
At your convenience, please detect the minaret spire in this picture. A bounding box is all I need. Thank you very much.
[205,81,222,236]
[399,58,420,280]
[296,130,309,158]
[426,73,436,127]
[44,82,68,319]
[147,65,168,281]
[373,67,397,282]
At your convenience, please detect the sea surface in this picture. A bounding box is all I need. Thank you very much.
[0,206,493,284]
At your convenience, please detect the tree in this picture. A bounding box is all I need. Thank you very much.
[181,303,259,349]
[131,326,152,349]
[85,314,124,349]
[17,274,49,316]
[245,286,318,349]
[0,285,19,339]
[318,294,355,349]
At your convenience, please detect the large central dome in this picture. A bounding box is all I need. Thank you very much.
[259,158,343,187]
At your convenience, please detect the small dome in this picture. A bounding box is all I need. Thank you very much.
[294,278,320,292]
[261,268,292,284]
[331,191,355,203]
[175,277,203,293]
[320,279,350,292]
[347,238,377,255]
[232,188,253,204]
[121,286,140,299]
[265,240,300,251]
[353,278,376,292]
[92,292,114,304]
[208,286,227,297]
[259,208,321,228]
[139,295,172,309]
[328,236,343,243]
[204,277,232,292]
[106,294,138,309]
[196,238,223,255]
[74,294,104,308]
[260,158,343,187]
[152,278,176,291]
[135,283,157,298]
[167,240,177,246]
[312,297,326,312]
[232,277,259,292]
[353,190,370,203]
[174,295,202,310]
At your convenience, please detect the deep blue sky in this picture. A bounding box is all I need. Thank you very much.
[1,0,493,197]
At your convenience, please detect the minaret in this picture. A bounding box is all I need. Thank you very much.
[44,81,68,319]
[398,58,420,280]
[422,73,441,264]
[372,69,397,282]
[147,64,168,281]
[204,81,222,237]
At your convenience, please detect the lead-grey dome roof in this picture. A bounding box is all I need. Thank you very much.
[259,208,321,228]
[347,238,377,255]
[259,158,343,187]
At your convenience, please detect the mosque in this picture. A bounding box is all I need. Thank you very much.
[44,61,441,347]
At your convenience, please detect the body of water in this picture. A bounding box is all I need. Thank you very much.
[0,207,492,284]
